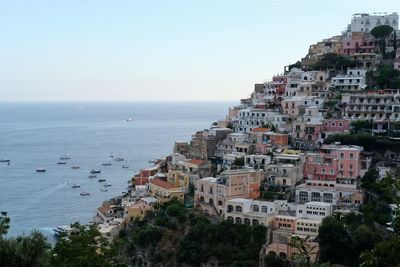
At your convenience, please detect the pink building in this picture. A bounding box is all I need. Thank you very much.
[251,128,289,154]
[322,119,350,132]
[341,32,375,55]
[303,144,372,183]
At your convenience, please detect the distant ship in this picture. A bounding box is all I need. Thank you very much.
[71,165,80,169]
[98,178,106,182]
[102,162,112,166]
[71,184,80,188]
[114,157,124,162]
[57,161,67,165]
[90,169,101,174]
[80,192,90,196]
[36,168,46,172]
[103,183,111,187]
[126,118,133,122]
[0,159,11,163]
[88,174,97,178]
[59,144,70,160]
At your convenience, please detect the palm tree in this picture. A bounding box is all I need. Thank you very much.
[289,235,317,267]
[360,250,382,267]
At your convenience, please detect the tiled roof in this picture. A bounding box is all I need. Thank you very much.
[187,159,204,166]
[150,178,176,190]
[251,127,270,133]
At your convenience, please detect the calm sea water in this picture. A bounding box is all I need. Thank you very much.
[0,101,231,237]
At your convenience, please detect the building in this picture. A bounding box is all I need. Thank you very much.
[347,12,398,34]
[124,197,157,221]
[194,169,263,216]
[331,68,367,91]
[189,130,217,160]
[303,144,372,183]
[224,198,277,226]
[265,153,305,188]
[233,109,288,133]
[149,178,185,203]
[342,90,400,131]
[295,180,364,207]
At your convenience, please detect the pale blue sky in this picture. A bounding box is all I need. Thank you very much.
[0,0,399,101]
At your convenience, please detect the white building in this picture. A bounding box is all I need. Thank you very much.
[331,68,367,91]
[233,108,288,133]
[348,12,398,34]
[224,198,278,226]
[296,201,333,220]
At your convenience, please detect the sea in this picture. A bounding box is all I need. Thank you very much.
[0,101,233,238]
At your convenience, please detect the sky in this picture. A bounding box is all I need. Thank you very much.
[0,0,399,101]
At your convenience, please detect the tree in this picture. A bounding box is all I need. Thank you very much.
[370,25,394,55]
[233,157,245,167]
[0,211,10,237]
[51,222,127,267]
[318,217,352,265]
[289,235,317,267]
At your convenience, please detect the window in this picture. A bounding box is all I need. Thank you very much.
[252,219,259,226]
[218,200,223,206]
[227,216,234,222]
[323,193,333,203]
[244,218,250,225]
[235,206,242,212]
[209,199,213,205]
[340,153,344,159]
[299,191,309,203]
[253,205,259,212]
[311,192,321,202]
[200,196,204,203]
[227,205,233,213]
[235,217,242,224]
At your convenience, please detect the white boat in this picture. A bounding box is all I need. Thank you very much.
[80,192,90,196]
[71,165,80,169]
[59,144,71,160]
[71,184,80,188]
[122,158,129,168]
[88,174,97,178]
[126,118,133,122]
[100,188,108,192]
[36,168,46,172]
[104,183,111,187]
[114,157,124,162]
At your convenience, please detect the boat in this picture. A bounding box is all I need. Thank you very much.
[122,164,129,169]
[126,118,133,122]
[80,192,90,196]
[88,174,97,178]
[102,162,112,166]
[148,160,155,164]
[100,188,108,192]
[53,225,72,237]
[36,168,46,172]
[109,153,115,158]
[114,157,124,162]
[0,159,10,163]
[98,178,106,182]
[104,183,111,187]
[90,169,101,174]
[71,184,80,188]
[57,161,67,165]
[71,165,80,169]
[59,144,71,160]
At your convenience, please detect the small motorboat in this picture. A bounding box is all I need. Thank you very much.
[57,161,67,165]
[88,174,97,178]
[80,192,90,196]
[98,178,106,182]
[122,164,129,169]
[100,188,108,192]
[0,159,10,163]
[126,118,133,122]
[90,169,101,174]
[71,184,80,188]
[114,157,124,162]
[102,162,112,166]
[36,168,46,172]
[109,153,114,158]
[71,165,80,169]
[104,183,111,187]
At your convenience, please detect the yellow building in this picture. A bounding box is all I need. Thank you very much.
[149,178,185,203]
[124,197,157,221]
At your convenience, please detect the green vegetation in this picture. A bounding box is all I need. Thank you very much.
[233,156,245,167]
[310,53,362,71]
[367,65,400,89]
[370,25,394,56]
[0,214,127,267]
[118,198,267,266]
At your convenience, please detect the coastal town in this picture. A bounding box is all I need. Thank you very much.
[82,12,400,266]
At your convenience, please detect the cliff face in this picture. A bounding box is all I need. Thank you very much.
[117,199,267,267]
